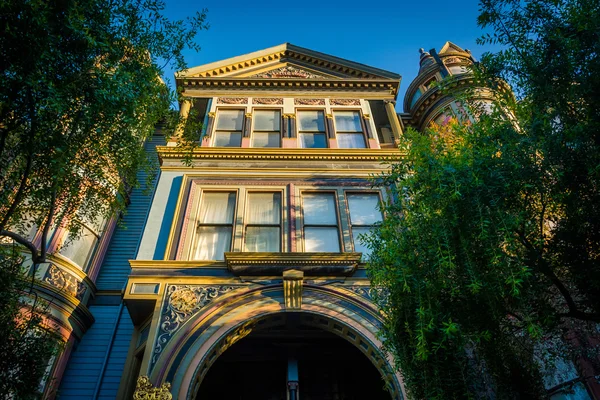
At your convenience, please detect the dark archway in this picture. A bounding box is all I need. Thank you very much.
[195,313,390,400]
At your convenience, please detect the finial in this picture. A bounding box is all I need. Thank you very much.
[419,48,426,55]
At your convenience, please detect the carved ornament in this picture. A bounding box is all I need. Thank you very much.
[295,98,325,106]
[252,98,283,105]
[250,65,326,79]
[330,98,361,106]
[151,285,238,367]
[443,57,461,64]
[43,264,86,300]
[217,97,248,104]
[133,376,172,400]
[283,269,304,310]
[221,320,256,354]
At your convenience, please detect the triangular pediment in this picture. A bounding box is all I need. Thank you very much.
[439,41,468,55]
[177,43,400,81]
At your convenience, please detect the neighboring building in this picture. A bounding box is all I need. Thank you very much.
[30,42,592,400]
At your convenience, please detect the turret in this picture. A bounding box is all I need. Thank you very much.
[403,42,491,131]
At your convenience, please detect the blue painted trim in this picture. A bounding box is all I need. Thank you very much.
[92,302,123,400]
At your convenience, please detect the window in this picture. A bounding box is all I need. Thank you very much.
[297,110,327,148]
[244,192,281,252]
[59,216,105,269]
[333,111,366,148]
[449,65,468,75]
[252,110,281,148]
[302,193,340,252]
[192,192,236,260]
[214,109,243,147]
[347,193,382,259]
[410,89,422,108]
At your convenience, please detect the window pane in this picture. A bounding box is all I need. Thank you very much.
[252,132,280,148]
[216,109,244,130]
[303,193,337,225]
[298,111,325,132]
[305,227,340,252]
[199,192,236,224]
[194,226,231,260]
[60,227,98,269]
[247,193,281,224]
[245,226,280,252]
[254,110,280,131]
[214,132,242,147]
[337,133,366,148]
[334,111,362,132]
[347,194,382,225]
[352,227,371,258]
[299,133,327,148]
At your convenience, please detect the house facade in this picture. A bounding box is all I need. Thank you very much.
[38,42,591,400]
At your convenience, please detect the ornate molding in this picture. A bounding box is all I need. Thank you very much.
[330,98,361,106]
[151,285,239,367]
[157,146,403,163]
[43,263,86,300]
[249,65,327,79]
[217,97,248,104]
[252,97,283,105]
[133,376,172,400]
[225,252,360,276]
[295,98,325,105]
[343,285,389,306]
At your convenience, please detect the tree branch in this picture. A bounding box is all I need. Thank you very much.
[0,230,41,264]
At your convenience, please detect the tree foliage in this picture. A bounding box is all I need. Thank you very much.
[0,0,207,396]
[366,0,600,398]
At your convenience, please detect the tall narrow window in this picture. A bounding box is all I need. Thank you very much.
[252,110,281,147]
[334,111,366,148]
[347,193,382,258]
[214,109,243,147]
[59,216,105,270]
[298,110,327,148]
[244,192,281,252]
[193,192,236,260]
[302,193,340,252]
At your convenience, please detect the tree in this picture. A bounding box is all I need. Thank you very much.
[0,0,207,396]
[365,0,600,398]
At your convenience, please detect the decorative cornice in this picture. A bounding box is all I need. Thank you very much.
[156,147,403,163]
[225,252,361,276]
[181,78,398,96]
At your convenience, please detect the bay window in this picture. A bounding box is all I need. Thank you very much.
[244,192,282,251]
[297,110,327,148]
[193,192,236,260]
[252,110,281,147]
[302,192,340,252]
[214,109,244,147]
[59,216,105,270]
[334,111,366,148]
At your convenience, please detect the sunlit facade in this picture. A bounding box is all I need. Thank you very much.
[26,42,595,400]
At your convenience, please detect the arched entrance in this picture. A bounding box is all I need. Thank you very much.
[196,312,391,399]
[149,284,405,400]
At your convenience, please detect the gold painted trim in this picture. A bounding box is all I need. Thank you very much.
[157,146,403,162]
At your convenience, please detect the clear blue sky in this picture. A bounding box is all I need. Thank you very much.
[162,0,501,111]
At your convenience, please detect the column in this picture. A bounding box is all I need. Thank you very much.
[384,100,402,143]
[168,98,192,146]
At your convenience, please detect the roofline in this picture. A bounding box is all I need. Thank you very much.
[176,43,401,81]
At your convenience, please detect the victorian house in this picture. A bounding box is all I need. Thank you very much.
[28,42,595,400]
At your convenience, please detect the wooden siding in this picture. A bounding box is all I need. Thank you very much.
[95,135,165,291]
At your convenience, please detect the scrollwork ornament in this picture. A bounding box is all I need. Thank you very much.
[133,376,172,400]
[151,285,238,367]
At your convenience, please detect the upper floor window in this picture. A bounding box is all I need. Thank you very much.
[333,111,366,148]
[244,192,282,252]
[59,216,105,270]
[214,109,243,147]
[193,191,236,260]
[301,192,340,252]
[252,110,281,148]
[346,193,382,258]
[298,110,327,148]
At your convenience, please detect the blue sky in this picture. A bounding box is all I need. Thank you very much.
[162,0,501,111]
